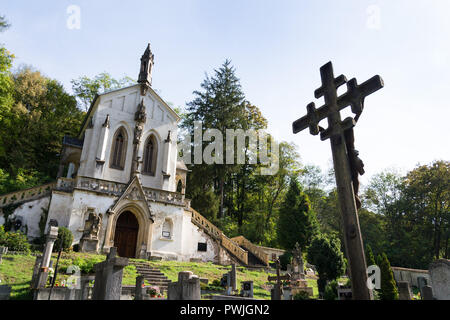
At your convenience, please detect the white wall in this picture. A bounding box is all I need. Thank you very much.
[68,190,116,245]
[5,196,50,240]
[46,191,74,234]
[78,85,179,192]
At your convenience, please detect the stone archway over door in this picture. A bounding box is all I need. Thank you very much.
[114,211,139,258]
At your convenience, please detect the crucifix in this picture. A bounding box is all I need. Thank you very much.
[292,61,383,300]
[268,258,291,300]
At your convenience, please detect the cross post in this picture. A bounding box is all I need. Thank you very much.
[292,62,383,300]
[268,258,290,300]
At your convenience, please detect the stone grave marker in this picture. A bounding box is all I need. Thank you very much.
[30,255,43,289]
[135,275,146,300]
[397,281,413,300]
[240,281,253,298]
[0,246,8,264]
[268,259,290,300]
[421,285,434,300]
[429,259,450,300]
[0,285,11,300]
[168,271,201,300]
[92,247,129,300]
[36,226,59,288]
[417,276,428,299]
[230,263,237,292]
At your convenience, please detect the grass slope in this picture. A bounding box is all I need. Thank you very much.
[0,252,319,300]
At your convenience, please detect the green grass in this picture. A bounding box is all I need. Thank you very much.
[0,252,138,299]
[131,258,319,300]
[1,253,320,300]
[0,254,35,299]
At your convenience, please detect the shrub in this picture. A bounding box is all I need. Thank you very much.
[323,280,338,300]
[211,279,222,287]
[72,256,104,274]
[307,234,346,295]
[378,253,399,300]
[279,251,292,271]
[0,225,31,253]
[293,291,310,300]
[54,227,73,252]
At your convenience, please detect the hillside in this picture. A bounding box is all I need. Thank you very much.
[0,252,319,300]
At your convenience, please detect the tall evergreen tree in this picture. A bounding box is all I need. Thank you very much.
[182,60,266,220]
[377,253,399,300]
[366,244,376,267]
[307,234,346,295]
[277,177,319,250]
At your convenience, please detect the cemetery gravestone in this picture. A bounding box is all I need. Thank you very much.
[36,227,59,288]
[31,256,43,289]
[0,246,7,264]
[421,285,434,300]
[268,259,290,300]
[397,281,413,300]
[167,271,201,300]
[337,284,353,300]
[0,285,11,300]
[417,276,428,298]
[92,247,129,300]
[429,259,450,300]
[230,263,237,291]
[135,275,145,300]
[241,281,253,298]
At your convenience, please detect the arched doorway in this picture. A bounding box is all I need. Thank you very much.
[114,211,139,258]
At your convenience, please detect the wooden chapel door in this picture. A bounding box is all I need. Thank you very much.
[114,211,139,258]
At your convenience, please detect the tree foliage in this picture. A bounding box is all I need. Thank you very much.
[54,227,73,252]
[71,72,135,111]
[377,253,399,300]
[307,234,346,294]
[277,177,319,251]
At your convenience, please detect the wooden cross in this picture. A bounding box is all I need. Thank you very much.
[292,61,383,300]
[268,258,290,300]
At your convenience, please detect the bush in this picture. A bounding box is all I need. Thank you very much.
[307,234,346,294]
[211,279,222,287]
[279,251,292,271]
[72,256,104,274]
[323,280,338,300]
[378,253,399,300]
[54,227,73,252]
[293,291,310,300]
[0,225,31,253]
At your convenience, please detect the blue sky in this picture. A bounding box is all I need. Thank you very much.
[2,0,449,184]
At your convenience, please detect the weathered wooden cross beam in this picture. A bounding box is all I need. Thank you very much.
[292,61,383,300]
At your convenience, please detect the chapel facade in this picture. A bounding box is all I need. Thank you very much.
[0,44,253,264]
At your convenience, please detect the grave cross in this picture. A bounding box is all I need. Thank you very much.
[292,61,383,300]
[268,259,290,300]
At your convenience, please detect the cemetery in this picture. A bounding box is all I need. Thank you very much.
[0,2,449,306]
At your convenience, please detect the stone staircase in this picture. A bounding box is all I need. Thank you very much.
[188,208,249,266]
[131,261,172,293]
[0,182,56,208]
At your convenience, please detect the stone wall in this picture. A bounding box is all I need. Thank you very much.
[391,266,430,288]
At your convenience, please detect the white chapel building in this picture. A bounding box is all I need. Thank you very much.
[0,44,269,265]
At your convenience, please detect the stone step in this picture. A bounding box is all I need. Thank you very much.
[130,262,173,290]
[138,270,166,278]
[141,278,170,283]
[136,270,168,277]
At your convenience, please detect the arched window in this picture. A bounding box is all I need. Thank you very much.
[110,127,128,170]
[161,219,172,239]
[142,135,158,176]
[176,179,183,193]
